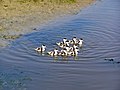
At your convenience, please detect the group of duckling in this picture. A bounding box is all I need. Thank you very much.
[35,37,83,57]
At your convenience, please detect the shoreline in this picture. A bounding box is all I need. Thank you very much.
[0,0,95,48]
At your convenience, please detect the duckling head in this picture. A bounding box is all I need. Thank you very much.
[72,37,77,40]
[79,38,83,47]
[41,44,46,52]
[63,38,67,44]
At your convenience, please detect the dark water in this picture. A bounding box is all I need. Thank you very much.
[0,0,120,90]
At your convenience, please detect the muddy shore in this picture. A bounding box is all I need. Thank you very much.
[0,0,95,48]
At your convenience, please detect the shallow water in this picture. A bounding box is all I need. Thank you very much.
[0,0,120,90]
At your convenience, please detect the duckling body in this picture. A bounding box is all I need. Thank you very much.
[47,49,59,56]
[72,37,79,44]
[78,38,83,47]
[65,40,70,47]
[56,38,69,48]
[72,37,83,47]
[56,42,65,48]
[63,38,67,44]
[47,51,54,56]
[73,44,78,49]
[60,49,68,56]
[73,48,79,56]
[35,45,46,52]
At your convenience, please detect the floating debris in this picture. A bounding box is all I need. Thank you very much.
[104,58,114,61]
[116,62,120,64]
[104,58,120,64]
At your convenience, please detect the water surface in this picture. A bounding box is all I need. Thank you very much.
[0,0,120,90]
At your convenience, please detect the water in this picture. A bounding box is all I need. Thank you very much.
[0,0,120,90]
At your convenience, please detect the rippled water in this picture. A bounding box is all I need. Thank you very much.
[0,0,120,90]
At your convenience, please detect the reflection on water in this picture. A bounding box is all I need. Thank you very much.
[0,0,120,90]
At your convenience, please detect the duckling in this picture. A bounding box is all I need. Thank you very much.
[69,40,74,45]
[56,42,65,48]
[47,48,59,56]
[63,38,67,44]
[56,38,69,48]
[60,49,68,56]
[54,48,59,56]
[65,46,71,52]
[72,37,78,44]
[78,38,83,47]
[35,45,46,52]
[47,51,53,56]
[64,46,74,56]
[72,47,79,56]
[73,44,78,49]
[56,42,62,46]
[65,40,70,47]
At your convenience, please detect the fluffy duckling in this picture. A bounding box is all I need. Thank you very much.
[65,46,71,52]
[72,37,79,44]
[72,47,79,56]
[65,40,70,47]
[64,45,79,56]
[35,45,46,52]
[73,44,78,49]
[63,38,67,44]
[69,40,74,45]
[56,42,65,48]
[78,38,83,47]
[47,48,59,56]
[56,38,69,48]
[59,49,68,56]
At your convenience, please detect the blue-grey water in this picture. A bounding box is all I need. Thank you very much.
[0,0,120,90]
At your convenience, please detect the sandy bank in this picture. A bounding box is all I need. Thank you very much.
[0,0,95,48]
